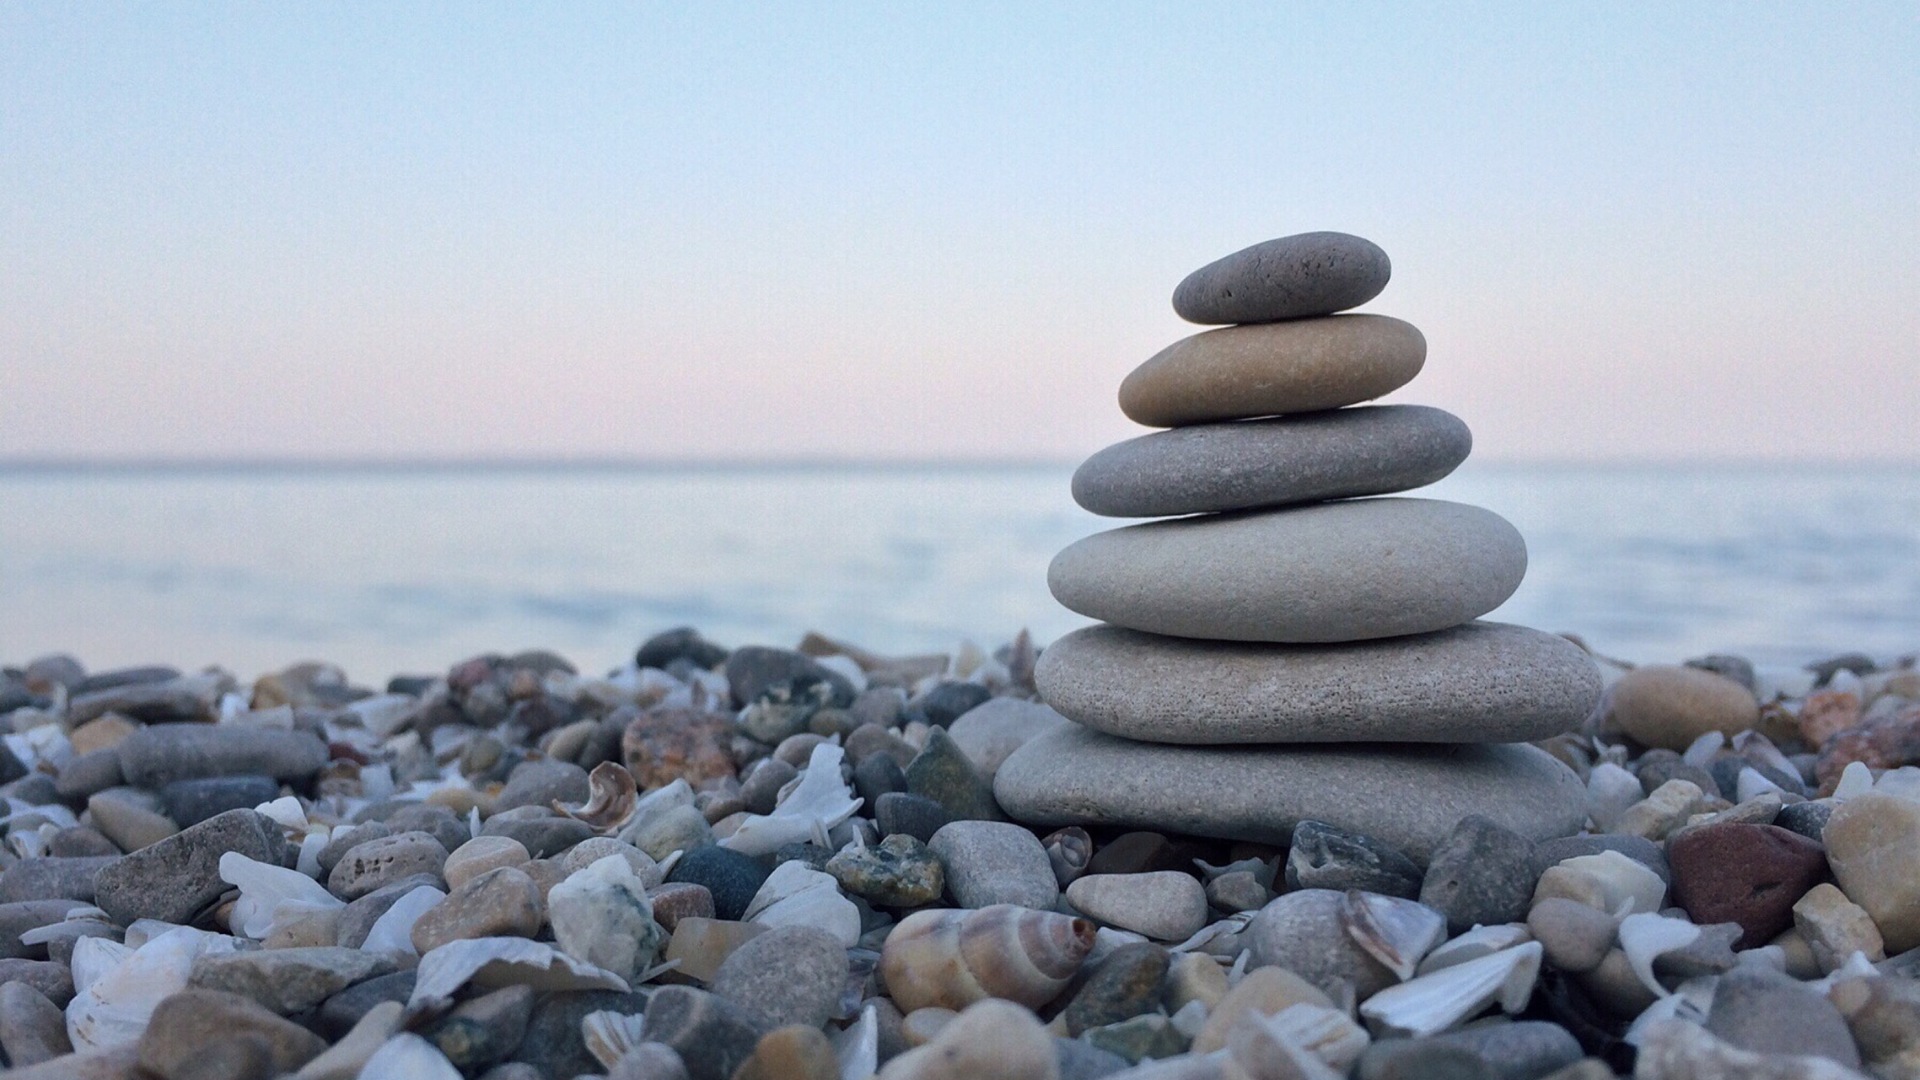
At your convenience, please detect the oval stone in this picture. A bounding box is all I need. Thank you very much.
[994,724,1585,862]
[1120,315,1425,427]
[1035,621,1600,744]
[1071,405,1470,518]
[1172,232,1391,325]
[1048,498,1526,643]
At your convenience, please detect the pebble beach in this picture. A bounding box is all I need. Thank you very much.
[2,233,1915,1080]
[0,629,1916,1080]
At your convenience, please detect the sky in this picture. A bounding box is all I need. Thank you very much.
[2,3,1915,464]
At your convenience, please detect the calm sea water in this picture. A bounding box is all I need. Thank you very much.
[1,462,1916,681]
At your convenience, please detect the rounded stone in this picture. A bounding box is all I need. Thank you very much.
[1666,822,1829,948]
[1823,792,1920,953]
[327,831,449,900]
[994,723,1585,862]
[1072,405,1471,518]
[1608,665,1761,751]
[1064,871,1208,942]
[1171,231,1392,325]
[1247,889,1397,1000]
[443,836,532,891]
[1036,621,1597,743]
[1119,314,1425,428]
[926,820,1059,910]
[1048,499,1526,644]
[708,925,847,1030]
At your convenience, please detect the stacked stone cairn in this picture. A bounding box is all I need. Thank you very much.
[996,231,1602,863]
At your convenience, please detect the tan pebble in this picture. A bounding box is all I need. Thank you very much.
[67,714,140,755]
[1613,779,1707,840]
[1608,665,1759,751]
[1794,882,1886,972]
[264,908,341,950]
[1191,965,1333,1054]
[1574,948,1659,1018]
[409,865,543,953]
[426,787,491,816]
[876,998,1057,1080]
[1531,851,1666,915]
[900,1007,956,1048]
[1767,926,1826,980]
[520,857,569,899]
[662,918,768,984]
[1830,974,1920,1075]
[1164,952,1230,1013]
[731,1024,838,1080]
[1823,792,1920,952]
[443,836,531,891]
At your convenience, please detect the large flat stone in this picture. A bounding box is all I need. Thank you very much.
[116,723,329,788]
[993,723,1585,861]
[1072,405,1471,518]
[1172,232,1391,325]
[1119,314,1425,428]
[1048,498,1526,643]
[1035,621,1600,744]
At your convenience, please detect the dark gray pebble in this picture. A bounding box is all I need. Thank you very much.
[668,845,770,922]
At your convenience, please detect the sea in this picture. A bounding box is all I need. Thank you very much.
[1,462,1916,683]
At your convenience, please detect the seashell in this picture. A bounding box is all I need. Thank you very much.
[1245,1002,1370,1074]
[833,1003,880,1080]
[358,1033,462,1079]
[879,903,1095,1012]
[1682,731,1726,767]
[1358,940,1542,1038]
[554,760,638,831]
[410,936,628,1009]
[1170,910,1256,956]
[742,860,861,946]
[1340,890,1446,982]
[66,925,240,1051]
[720,742,863,857]
[1736,767,1786,803]
[580,1009,647,1070]
[1623,974,1716,1047]
[1044,826,1093,888]
[219,851,343,940]
[1616,911,1701,999]
[360,885,445,956]
[1227,1008,1346,1080]
[1416,923,1533,976]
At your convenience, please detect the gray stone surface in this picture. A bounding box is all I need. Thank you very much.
[708,925,847,1030]
[1048,498,1526,643]
[995,723,1586,861]
[927,820,1060,910]
[187,946,396,1015]
[93,808,289,925]
[1172,231,1392,325]
[1118,314,1425,427]
[116,723,329,787]
[1073,405,1471,518]
[1248,889,1398,1000]
[1036,621,1598,743]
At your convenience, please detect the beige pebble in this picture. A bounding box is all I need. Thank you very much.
[1191,965,1333,1054]
[443,836,530,891]
[1794,882,1886,972]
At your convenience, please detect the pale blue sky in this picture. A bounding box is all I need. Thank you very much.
[3,3,1915,462]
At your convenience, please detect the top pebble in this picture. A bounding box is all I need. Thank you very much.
[1173,230,1391,325]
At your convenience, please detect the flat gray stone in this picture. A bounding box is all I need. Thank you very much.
[1037,621,1597,744]
[1172,231,1391,325]
[1072,405,1471,518]
[1048,499,1526,644]
[1119,314,1425,428]
[116,723,329,788]
[92,808,289,925]
[927,820,1059,910]
[994,723,1585,862]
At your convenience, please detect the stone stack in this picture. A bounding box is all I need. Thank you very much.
[995,232,1600,861]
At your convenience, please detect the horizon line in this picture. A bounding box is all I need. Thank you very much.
[2,452,1918,475]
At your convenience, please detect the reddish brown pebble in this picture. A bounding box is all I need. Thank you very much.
[1797,691,1862,750]
[647,881,716,932]
[1814,704,1920,792]
[621,707,738,789]
[1667,822,1830,947]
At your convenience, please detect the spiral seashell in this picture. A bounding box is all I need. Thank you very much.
[880,904,1095,1012]
[553,761,638,831]
[1043,826,1093,888]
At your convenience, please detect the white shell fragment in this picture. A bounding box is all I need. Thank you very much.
[66,926,241,1051]
[554,761,639,832]
[1618,911,1702,998]
[742,859,862,946]
[581,1009,647,1070]
[1258,1002,1371,1073]
[355,1033,462,1079]
[1358,940,1543,1038]
[1416,923,1533,975]
[1342,890,1447,981]
[360,885,446,956]
[721,742,864,857]
[410,936,628,1008]
[220,850,345,940]
[834,1003,880,1080]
